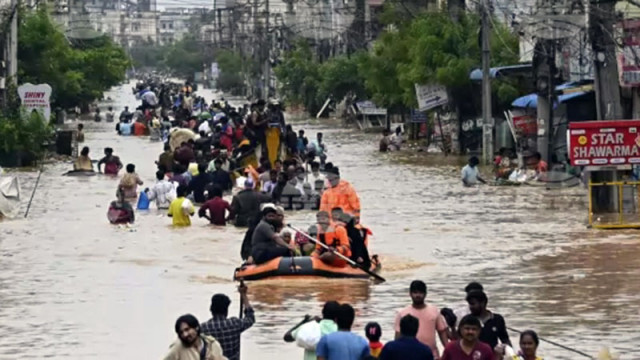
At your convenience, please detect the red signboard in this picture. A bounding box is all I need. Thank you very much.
[512,114,537,136]
[568,120,640,166]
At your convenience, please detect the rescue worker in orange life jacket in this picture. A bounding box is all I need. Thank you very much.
[312,211,351,267]
[320,166,361,222]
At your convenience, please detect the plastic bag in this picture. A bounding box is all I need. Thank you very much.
[137,191,150,210]
[295,321,321,351]
[167,181,178,202]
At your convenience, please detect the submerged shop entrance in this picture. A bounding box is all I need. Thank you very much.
[569,120,640,229]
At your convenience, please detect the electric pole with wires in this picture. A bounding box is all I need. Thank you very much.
[481,0,493,165]
[590,0,622,120]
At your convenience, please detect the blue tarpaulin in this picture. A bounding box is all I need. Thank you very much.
[511,91,589,109]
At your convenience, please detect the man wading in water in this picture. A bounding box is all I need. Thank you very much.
[394,280,448,359]
[97,147,123,175]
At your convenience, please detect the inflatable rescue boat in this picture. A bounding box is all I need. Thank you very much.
[234,256,381,281]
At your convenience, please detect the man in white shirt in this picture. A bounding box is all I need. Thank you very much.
[146,170,175,209]
[461,156,486,187]
[262,169,278,195]
[308,161,326,193]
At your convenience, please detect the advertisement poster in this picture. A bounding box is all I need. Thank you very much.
[568,120,640,166]
[17,83,52,122]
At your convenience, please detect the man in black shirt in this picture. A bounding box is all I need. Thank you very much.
[466,290,511,349]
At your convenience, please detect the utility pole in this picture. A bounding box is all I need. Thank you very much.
[3,0,18,108]
[217,8,223,45]
[481,0,493,165]
[263,0,270,99]
[534,36,555,165]
[590,0,622,120]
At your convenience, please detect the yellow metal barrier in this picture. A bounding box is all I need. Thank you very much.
[588,180,640,229]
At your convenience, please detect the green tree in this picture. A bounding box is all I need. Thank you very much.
[317,52,367,105]
[358,29,408,110]
[274,41,321,113]
[18,7,130,109]
[215,50,252,95]
[362,10,521,111]
[163,35,204,77]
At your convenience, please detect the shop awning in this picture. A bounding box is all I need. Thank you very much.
[511,91,590,109]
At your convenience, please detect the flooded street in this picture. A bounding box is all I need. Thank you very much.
[1,82,639,359]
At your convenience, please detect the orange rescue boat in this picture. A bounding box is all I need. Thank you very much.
[233,256,381,281]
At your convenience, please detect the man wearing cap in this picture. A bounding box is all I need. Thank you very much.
[230,178,271,227]
[251,206,296,264]
[320,167,361,222]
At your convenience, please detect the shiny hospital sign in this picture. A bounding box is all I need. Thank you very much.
[568,120,640,166]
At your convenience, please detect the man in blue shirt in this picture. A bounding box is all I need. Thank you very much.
[316,304,369,360]
[380,314,434,360]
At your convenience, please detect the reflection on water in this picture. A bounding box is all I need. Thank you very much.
[0,82,636,359]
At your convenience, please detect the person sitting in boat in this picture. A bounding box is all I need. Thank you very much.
[281,231,301,256]
[108,187,135,224]
[309,161,326,193]
[320,167,361,222]
[294,225,316,256]
[312,211,351,268]
[73,146,93,172]
[250,206,296,264]
[98,147,123,175]
[301,183,319,210]
[337,212,371,269]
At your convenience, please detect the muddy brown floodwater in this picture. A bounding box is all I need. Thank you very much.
[1,82,638,359]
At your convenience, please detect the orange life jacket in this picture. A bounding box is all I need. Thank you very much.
[314,224,351,258]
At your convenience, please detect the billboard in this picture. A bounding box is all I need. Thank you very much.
[18,83,52,122]
[568,120,640,166]
[619,19,640,87]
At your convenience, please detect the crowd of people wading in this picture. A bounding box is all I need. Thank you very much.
[73,76,558,360]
